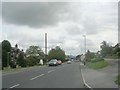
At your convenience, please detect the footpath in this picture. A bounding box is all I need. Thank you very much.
[80,59,119,89]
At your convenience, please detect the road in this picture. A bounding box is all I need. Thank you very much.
[2,62,84,89]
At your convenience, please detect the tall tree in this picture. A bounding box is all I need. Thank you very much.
[2,40,11,67]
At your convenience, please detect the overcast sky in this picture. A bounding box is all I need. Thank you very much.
[1,1,118,55]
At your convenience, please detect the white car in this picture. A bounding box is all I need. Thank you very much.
[67,60,71,64]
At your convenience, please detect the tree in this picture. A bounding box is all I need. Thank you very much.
[26,56,39,66]
[26,46,44,66]
[113,43,120,58]
[17,50,26,67]
[26,46,44,57]
[2,40,11,68]
[85,50,95,62]
[2,40,11,52]
[76,55,81,61]
[100,41,112,57]
[48,46,66,62]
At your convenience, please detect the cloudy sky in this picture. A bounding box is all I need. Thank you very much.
[1,0,118,55]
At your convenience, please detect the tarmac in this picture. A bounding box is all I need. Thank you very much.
[80,59,119,89]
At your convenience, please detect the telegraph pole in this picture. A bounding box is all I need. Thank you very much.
[45,33,47,55]
[44,33,47,63]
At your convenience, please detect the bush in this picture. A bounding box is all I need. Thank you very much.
[17,52,27,67]
[26,56,40,66]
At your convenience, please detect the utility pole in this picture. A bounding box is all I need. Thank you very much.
[45,33,47,63]
[45,33,47,55]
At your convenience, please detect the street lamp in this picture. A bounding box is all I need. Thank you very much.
[83,35,86,65]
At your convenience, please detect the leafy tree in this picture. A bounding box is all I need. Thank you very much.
[2,40,11,68]
[85,50,95,62]
[113,43,120,58]
[48,46,66,62]
[17,50,27,67]
[26,56,39,66]
[26,46,44,66]
[100,41,112,57]
[26,46,44,57]
[76,55,81,61]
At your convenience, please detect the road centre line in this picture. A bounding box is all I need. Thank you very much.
[48,69,56,73]
[9,84,20,88]
[30,74,44,80]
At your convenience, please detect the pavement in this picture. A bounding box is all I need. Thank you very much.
[80,59,119,89]
[2,62,84,89]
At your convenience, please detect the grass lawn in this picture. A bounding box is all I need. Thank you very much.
[88,60,108,69]
[115,74,120,85]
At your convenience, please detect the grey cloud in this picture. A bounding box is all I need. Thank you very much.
[66,24,83,35]
[64,2,117,35]
[2,2,67,28]
[0,2,1,17]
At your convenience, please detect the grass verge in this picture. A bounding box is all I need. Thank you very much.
[87,59,108,69]
[2,65,46,72]
[115,74,120,85]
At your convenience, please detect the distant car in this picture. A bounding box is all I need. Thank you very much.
[74,60,79,62]
[57,60,62,65]
[48,59,58,66]
[67,60,71,64]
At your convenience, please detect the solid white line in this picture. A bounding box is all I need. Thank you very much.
[9,84,20,88]
[80,63,93,89]
[81,69,92,89]
[30,74,44,80]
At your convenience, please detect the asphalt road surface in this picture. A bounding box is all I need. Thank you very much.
[2,62,84,89]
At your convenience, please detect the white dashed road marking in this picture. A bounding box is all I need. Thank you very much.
[48,69,56,73]
[9,84,20,88]
[30,74,44,80]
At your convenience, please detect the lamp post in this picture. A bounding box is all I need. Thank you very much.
[83,35,86,65]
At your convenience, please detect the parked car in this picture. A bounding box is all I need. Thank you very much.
[57,60,62,65]
[48,59,58,66]
[67,60,71,64]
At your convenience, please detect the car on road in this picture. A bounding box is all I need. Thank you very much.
[57,60,62,65]
[48,59,58,66]
[67,60,71,64]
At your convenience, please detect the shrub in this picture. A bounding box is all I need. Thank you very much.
[26,56,40,66]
